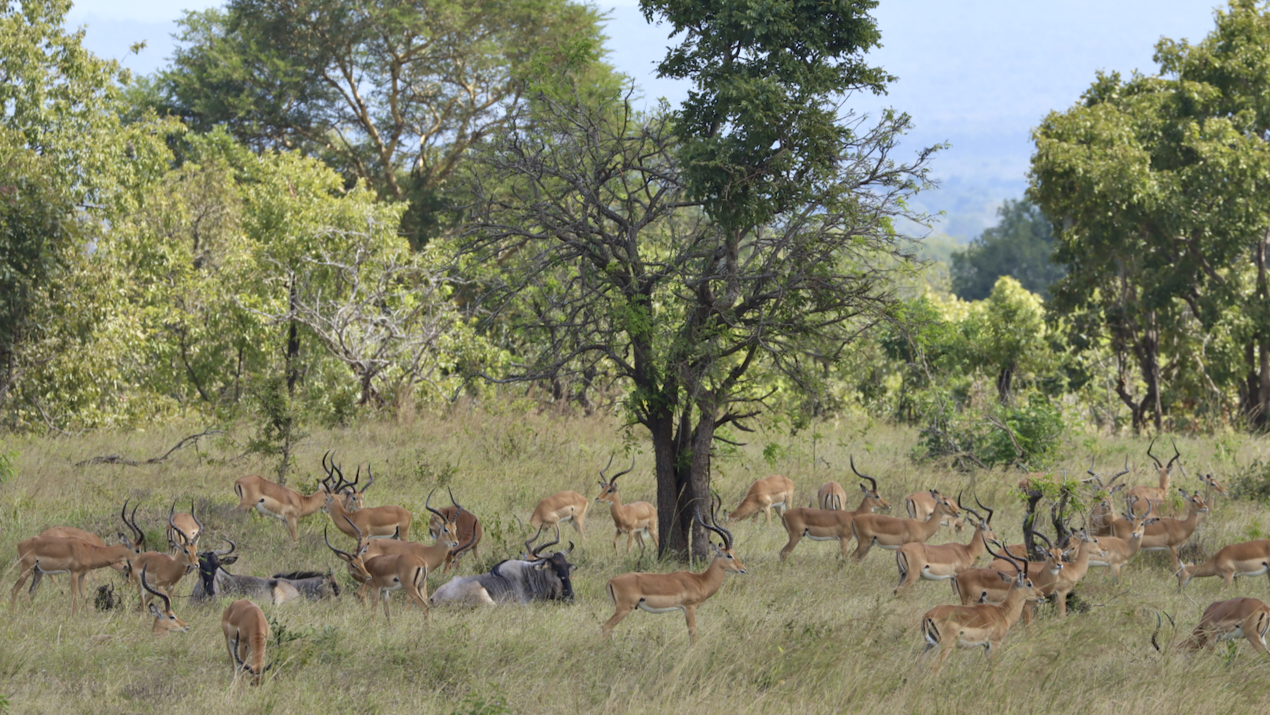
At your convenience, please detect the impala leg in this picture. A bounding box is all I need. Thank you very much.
[286,515,299,542]
[684,605,698,645]
[355,581,372,606]
[779,531,802,561]
[1223,568,1235,589]
[613,531,621,553]
[1055,587,1068,617]
[763,507,772,525]
[237,634,250,667]
[225,632,237,671]
[10,564,36,607]
[649,528,659,550]
[1022,602,1035,626]
[851,538,874,563]
[1168,546,1182,573]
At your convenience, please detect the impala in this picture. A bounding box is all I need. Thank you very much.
[725,474,795,524]
[222,598,270,685]
[1045,531,1107,617]
[233,472,327,542]
[894,498,997,595]
[130,508,200,612]
[10,515,140,615]
[921,544,1043,673]
[1177,539,1270,589]
[1087,499,1153,581]
[428,488,483,565]
[1086,457,1129,535]
[849,490,960,562]
[904,491,964,532]
[140,565,188,636]
[594,455,659,553]
[779,468,890,560]
[1199,473,1227,509]
[1179,598,1270,658]
[528,489,589,540]
[602,494,745,644]
[815,481,847,511]
[31,502,139,594]
[322,455,412,540]
[1129,436,1182,516]
[331,542,430,624]
[338,467,375,511]
[166,499,203,554]
[1134,490,1208,571]
[952,537,1062,609]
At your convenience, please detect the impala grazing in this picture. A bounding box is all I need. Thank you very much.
[602,495,744,644]
[815,481,848,511]
[528,489,589,540]
[222,599,270,685]
[1180,598,1270,658]
[233,472,327,542]
[594,455,659,553]
[920,544,1044,672]
[894,498,996,595]
[849,489,960,562]
[322,455,412,540]
[140,565,188,636]
[725,474,795,524]
[779,467,890,560]
[1177,539,1270,589]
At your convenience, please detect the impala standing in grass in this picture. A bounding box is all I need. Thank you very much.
[529,488,590,540]
[815,481,847,511]
[1177,539,1270,589]
[165,499,203,554]
[322,455,412,540]
[428,488,482,565]
[602,495,745,644]
[1130,437,1182,516]
[1133,490,1208,572]
[594,455,659,553]
[894,498,997,595]
[1088,498,1154,581]
[234,472,328,542]
[10,504,142,614]
[779,466,890,560]
[849,490,960,562]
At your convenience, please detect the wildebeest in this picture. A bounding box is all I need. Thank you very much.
[190,538,339,605]
[432,531,575,606]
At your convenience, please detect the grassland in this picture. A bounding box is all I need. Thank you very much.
[3,408,1270,714]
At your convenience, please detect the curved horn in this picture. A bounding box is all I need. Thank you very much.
[425,489,445,520]
[190,499,203,538]
[346,465,361,493]
[1033,530,1054,551]
[531,528,560,558]
[213,536,236,557]
[985,539,1024,576]
[562,540,574,556]
[120,499,143,550]
[974,495,994,525]
[126,502,145,552]
[449,521,479,558]
[598,454,615,484]
[1147,436,1163,469]
[342,515,364,545]
[1167,438,1181,470]
[711,491,734,549]
[360,464,374,493]
[324,526,356,561]
[609,456,635,484]
[524,526,544,556]
[1110,456,1130,484]
[850,455,879,493]
[168,501,190,545]
[1086,457,1098,480]
[139,564,172,614]
[448,487,461,511]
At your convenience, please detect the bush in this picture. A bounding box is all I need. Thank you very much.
[1229,459,1270,503]
[919,393,1064,469]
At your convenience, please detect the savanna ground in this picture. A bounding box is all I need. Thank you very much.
[3,407,1270,714]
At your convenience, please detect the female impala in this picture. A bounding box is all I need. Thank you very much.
[894,498,997,595]
[1177,539,1270,589]
[904,491,964,532]
[1088,499,1153,581]
[849,490,960,562]
[815,481,848,511]
[140,565,188,637]
[779,470,890,560]
[234,471,328,542]
[322,456,412,540]
[1085,457,1129,535]
[921,544,1044,673]
[725,474,796,524]
[1179,598,1270,658]
[166,499,202,554]
[428,488,482,565]
[529,489,589,540]
[602,495,745,644]
[1134,490,1208,571]
[10,507,142,615]
[594,455,659,553]
[30,501,140,594]
[1129,437,1182,516]
[222,598,270,685]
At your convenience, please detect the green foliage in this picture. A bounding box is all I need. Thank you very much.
[951,199,1064,300]
[244,375,307,483]
[1229,459,1270,503]
[0,449,14,484]
[920,394,1064,469]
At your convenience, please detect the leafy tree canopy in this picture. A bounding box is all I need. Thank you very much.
[950,199,1063,301]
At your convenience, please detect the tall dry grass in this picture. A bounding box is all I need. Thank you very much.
[2,409,1270,714]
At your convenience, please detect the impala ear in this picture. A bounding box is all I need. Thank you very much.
[997,572,1012,583]
[148,603,162,617]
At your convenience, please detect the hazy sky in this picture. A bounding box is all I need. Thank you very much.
[66,0,1222,238]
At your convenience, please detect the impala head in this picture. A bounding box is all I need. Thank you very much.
[930,490,960,519]
[168,502,200,570]
[1200,473,1227,496]
[851,456,891,512]
[1147,436,1182,478]
[444,515,481,574]
[1179,489,1208,514]
[141,564,188,636]
[1121,498,1155,540]
[197,537,239,595]
[987,540,1041,599]
[698,492,745,574]
[424,489,460,547]
[1032,531,1063,574]
[325,520,370,582]
[319,450,349,512]
[340,464,375,510]
[595,454,635,504]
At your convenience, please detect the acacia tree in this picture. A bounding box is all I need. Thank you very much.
[468,42,934,558]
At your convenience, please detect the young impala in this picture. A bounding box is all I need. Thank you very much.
[1177,539,1270,589]
[222,598,270,685]
[779,468,890,560]
[849,490,960,562]
[529,489,589,540]
[725,474,795,524]
[594,455,659,553]
[602,495,745,644]
[920,544,1044,673]
[894,498,997,595]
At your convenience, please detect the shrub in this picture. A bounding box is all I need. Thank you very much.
[1230,459,1270,503]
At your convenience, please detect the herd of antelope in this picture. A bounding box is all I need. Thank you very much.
[9,437,1270,683]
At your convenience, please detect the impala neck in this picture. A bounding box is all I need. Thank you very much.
[301,490,327,515]
[852,495,877,516]
[916,507,946,540]
[607,490,623,510]
[694,556,729,599]
[967,526,990,558]
[1157,468,1170,491]
[1000,582,1032,625]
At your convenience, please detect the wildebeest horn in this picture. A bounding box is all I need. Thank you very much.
[850,455,878,493]
[531,528,560,558]
[213,536,236,557]
[524,526,544,557]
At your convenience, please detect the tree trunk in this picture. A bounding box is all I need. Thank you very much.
[652,404,691,560]
[996,362,1014,405]
[1256,230,1270,430]
[285,279,301,396]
